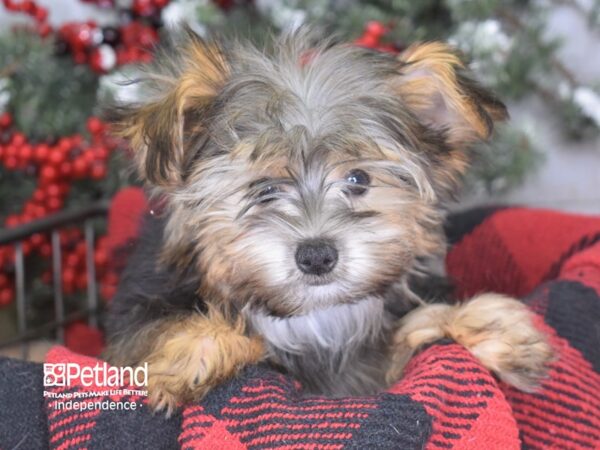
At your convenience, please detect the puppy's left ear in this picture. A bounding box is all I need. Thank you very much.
[107,31,228,189]
[394,42,508,150]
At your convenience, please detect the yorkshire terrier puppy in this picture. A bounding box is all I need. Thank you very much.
[105,29,553,414]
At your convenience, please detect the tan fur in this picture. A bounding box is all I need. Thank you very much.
[111,34,229,187]
[395,42,507,149]
[113,307,264,416]
[387,293,554,391]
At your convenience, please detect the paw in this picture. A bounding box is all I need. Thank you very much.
[143,314,265,416]
[387,303,455,383]
[146,336,216,417]
[448,294,554,392]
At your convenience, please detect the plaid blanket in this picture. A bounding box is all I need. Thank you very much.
[1,205,600,449]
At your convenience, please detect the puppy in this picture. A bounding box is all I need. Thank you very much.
[105,29,553,414]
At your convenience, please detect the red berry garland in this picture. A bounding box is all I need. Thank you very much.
[1,0,168,73]
[0,113,121,307]
[1,0,51,36]
[0,1,178,307]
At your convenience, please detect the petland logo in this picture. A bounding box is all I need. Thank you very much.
[43,362,148,387]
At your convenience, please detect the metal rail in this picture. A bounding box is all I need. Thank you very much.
[0,200,110,358]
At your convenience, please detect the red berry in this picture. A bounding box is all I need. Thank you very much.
[22,241,32,255]
[20,213,33,224]
[46,183,61,197]
[87,117,104,135]
[101,284,116,300]
[58,137,72,153]
[23,202,36,215]
[69,229,83,242]
[4,156,18,169]
[22,0,36,14]
[83,149,97,162]
[35,144,50,162]
[72,157,89,177]
[11,132,25,147]
[19,144,33,163]
[48,196,63,211]
[75,241,87,256]
[133,0,155,16]
[66,252,80,267]
[62,269,76,291]
[5,215,20,228]
[40,243,52,258]
[5,144,17,159]
[0,112,12,128]
[96,235,108,247]
[30,233,45,248]
[94,248,108,267]
[35,6,48,22]
[38,23,52,37]
[95,146,109,160]
[59,161,73,177]
[4,246,15,263]
[71,134,83,147]
[90,164,107,180]
[48,150,65,165]
[40,165,58,183]
[0,273,8,287]
[365,21,387,38]
[33,189,45,203]
[104,271,119,285]
[62,268,75,282]
[0,288,14,306]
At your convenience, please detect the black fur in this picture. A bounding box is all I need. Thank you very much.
[104,215,204,349]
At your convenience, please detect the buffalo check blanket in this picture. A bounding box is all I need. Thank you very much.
[1,205,600,449]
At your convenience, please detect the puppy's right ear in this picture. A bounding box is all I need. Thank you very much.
[107,31,228,188]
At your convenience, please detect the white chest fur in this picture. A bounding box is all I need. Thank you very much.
[244,297,386,357]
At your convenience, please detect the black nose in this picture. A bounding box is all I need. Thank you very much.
[295,239,338,275]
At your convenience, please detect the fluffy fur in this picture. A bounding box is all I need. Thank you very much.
[105,29,552,413]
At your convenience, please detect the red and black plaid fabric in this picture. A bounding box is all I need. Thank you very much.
[2,202,600,449]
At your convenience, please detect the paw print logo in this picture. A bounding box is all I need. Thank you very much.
[43,363,66,387]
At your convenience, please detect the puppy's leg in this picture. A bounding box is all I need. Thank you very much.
[106,306,264,415]
[387,294,553,391]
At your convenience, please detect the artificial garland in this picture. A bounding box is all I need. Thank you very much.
[2,0,170,73]
[0,0,175,308]
[0,113,119,306]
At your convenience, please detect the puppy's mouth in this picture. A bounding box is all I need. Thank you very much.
[302,273,337,286]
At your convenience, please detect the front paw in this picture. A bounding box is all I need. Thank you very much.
[449,294,554,392]
[143,314,265,416]
[146,336,216,416]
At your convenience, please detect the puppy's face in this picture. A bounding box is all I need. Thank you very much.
[180,136,440,316]
[111,31,507,316]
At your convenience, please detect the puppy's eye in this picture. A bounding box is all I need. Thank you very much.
[257,185,280,203]
[344,169,370,196]
[250,178,280,203]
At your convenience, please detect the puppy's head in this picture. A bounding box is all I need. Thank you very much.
[110,30,507,316]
